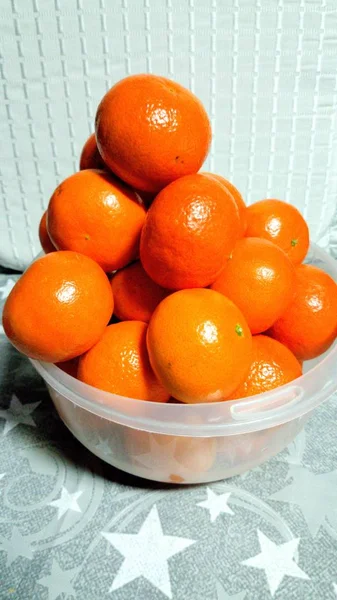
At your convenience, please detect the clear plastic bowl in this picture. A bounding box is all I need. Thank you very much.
[31,243,337,483]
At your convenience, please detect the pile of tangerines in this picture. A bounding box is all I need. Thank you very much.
[3,74,337,405]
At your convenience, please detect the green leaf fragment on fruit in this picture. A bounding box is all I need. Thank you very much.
[235,324,244,337]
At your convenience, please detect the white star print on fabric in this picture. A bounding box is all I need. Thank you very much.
[20,446,56,476]
[242,530,309,596]
[0,473,5,480]
[0,527,34,566]
[215,580,246,600]
[38,558,77,600]
[0,394,40,435]
[275,430,306,466]
[333,582,337,596]
[197,488,234,522]
[0,279,15,299]
[102,504,195,599]
[48,487,83,519]
[0,325,5,335]
[270,465,337,536]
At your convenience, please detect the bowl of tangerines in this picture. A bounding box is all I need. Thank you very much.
[3,75,337,483]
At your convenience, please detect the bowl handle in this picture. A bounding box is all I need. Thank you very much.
[230,385,304,421]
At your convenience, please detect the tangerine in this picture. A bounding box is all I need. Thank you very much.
[47,169,146,272]
[79,133,106,170]
[2,251,113,362]
[268,264,337,360]
[95,74,211,193]
[231,335,302,399]
[140,173,240,289]
[111,261,170,323]
[211,237,294,334]
[246,199,309,264]
[78,321,169,402]
[146,288,252,403]
[38,211,55,254]
[203,173,247,237]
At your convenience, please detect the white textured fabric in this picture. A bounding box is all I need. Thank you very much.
[1,0,337,270]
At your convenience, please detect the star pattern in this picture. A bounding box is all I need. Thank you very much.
[197,488,234,522]
[0,527,34,566]
[270,465,337,536]
[275,430,306,466]
[0,270,334,599]
[0,279,15,300]
[242,530,309,596]
[0,394,40,435]
[20,446,56,476]
[215,580,246,600]
[102,505,195,598]
[48,487,83,519]
[38,558,77,600]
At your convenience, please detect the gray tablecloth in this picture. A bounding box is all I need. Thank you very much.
[0,273,337,600]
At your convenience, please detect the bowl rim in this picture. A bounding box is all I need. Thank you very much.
[31,243,337,437]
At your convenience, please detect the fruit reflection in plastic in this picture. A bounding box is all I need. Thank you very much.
[124,428,216,483]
